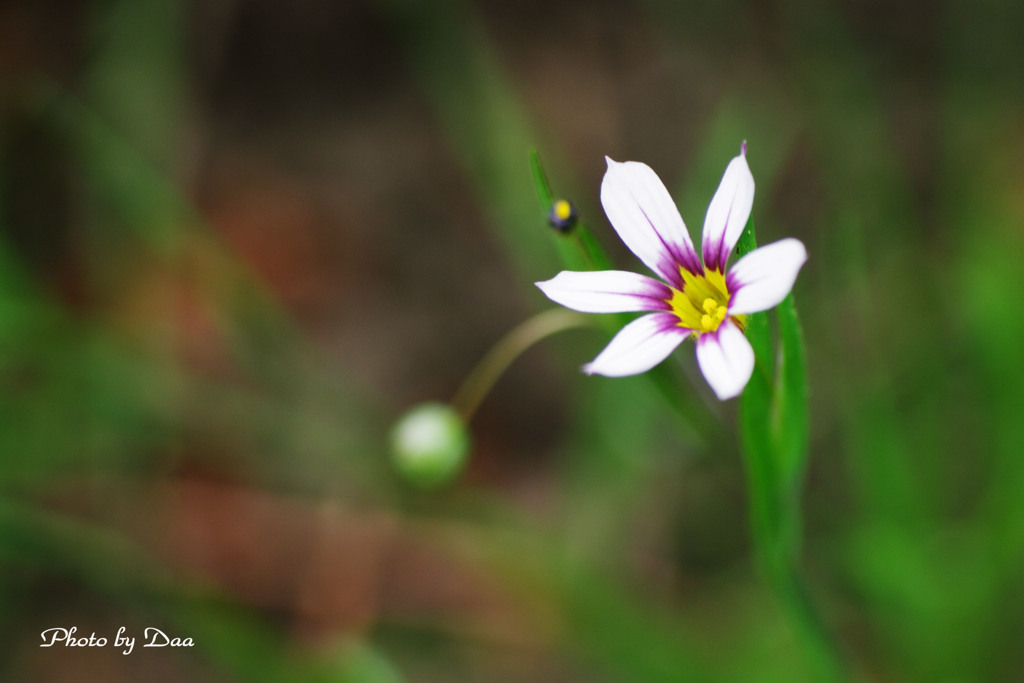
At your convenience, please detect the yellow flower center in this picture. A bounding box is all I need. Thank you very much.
[700,296,728,331]
[667,268,744,335]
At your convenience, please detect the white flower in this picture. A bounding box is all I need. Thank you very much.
[536,145,806,400]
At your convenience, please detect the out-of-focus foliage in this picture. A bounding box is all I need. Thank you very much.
[1,0,1023,681]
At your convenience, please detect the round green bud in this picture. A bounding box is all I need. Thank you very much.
[389,403,470,488]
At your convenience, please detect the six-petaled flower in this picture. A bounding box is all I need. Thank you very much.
[536,145,807,400]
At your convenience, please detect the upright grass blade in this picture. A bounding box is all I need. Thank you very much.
[530,149,612,273]
[774,293,810,493]
[529,148,555,210]
[735,221,782,565]
[736,221,845,681]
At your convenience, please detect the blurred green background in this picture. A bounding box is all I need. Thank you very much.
[1,0,1023,681]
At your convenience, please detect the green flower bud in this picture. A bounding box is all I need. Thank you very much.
[389,403,469,488]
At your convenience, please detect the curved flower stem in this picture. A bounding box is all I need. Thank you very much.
[452,308,591,422]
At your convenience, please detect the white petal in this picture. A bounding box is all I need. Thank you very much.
[536,270,672,313]
[583,312,689,377]
[695,320,755,400]
[701,151,755,272]
[601,158,702,287]
[726,238,807,315]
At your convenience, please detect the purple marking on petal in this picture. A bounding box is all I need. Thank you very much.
[636,204,686,288]
[674,243,703,276]
[724,238,807,315]
[641,280,674,304]
[609,281,673,311]
[659,248,701,282]
[585,274,673,307]
[704,203,734,272]
[697,326,715,348]
[582,311,692,377]
[719,206,735,270]
[741,140,747,156]
[588,288,672,311]
[697,326,718,349]
[678,243,703,275]
[601,158,703,284]
[640,212,700,275]
[652,311,692,334]
[697,325,739,374]
[694,319,754,399]
[537,270,675,313]
[725,269,740,293]
[701,154,755,276]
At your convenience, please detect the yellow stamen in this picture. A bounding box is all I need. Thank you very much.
[667,267,734,335]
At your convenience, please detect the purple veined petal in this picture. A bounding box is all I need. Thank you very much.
[701,150,755,273]
[583,312,690,377]
[601,158,703,287]
[695,319,755,400]
[726,238,807,315]
[536,270,672,313]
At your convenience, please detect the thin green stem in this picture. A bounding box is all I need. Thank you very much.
[746,477,848,682]
[776,565,848,683]
[452,308,591,422]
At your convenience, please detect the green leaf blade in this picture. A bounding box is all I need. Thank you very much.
[529,148,555,210]
[773,293,810,491]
